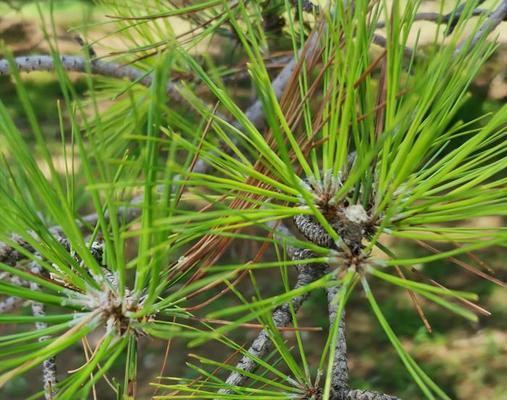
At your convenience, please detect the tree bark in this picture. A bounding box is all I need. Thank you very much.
[218,248,326,394]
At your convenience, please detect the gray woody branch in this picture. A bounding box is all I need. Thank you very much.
[345,390,400,400]
[327,285,400,400]
[0,273,29,313]
[0,51,294,154]
[376,2,488,32]
[28,260,57,400]
[378,0,507,54]
[456,0,507,52]
[218,248,327,394]
[0,55,178,98]
[0,296,22,313]
[327,285,348,398]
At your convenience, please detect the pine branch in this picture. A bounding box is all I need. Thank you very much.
[345,390,400,400]
[218,248,327,394]
[0,235,38,267]
[327,284,349,398]
[0,49,298,142]
[374,0,506,55]
[327,284,401,400]
[0,21,320,262]
[290,0,318,14]
[376,2,488,34]
[371,34,414,59]
[457,0,507,53]
[0,55,180,99]
[294,211,337,247]
[0,296,22,314]
[28,260,57,400]
[0,274,29,314]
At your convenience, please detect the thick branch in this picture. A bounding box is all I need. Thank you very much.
[218,248,326,393]
[294,214,335,248]
[0,55,179,99]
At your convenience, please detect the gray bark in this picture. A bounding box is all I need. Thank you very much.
[345,389,400,400]
[0,55,178,99]
[294,214,335,248]
[376,3,488,32]
[327,285,348,398]
[0,296,22,313]
[456,0,507,53]
[218,249,327,394]
[28,261,57,400]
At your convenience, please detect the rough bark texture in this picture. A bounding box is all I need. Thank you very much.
[0,55,178,98]
[0,296,22,313]
[294,214,335,248]
[0,235,36,267]
[327,285,349,398]
[0,203,139,268]
[294,200,400,398]
[218,249,326,394]
[28,261,57,400]
[345,389,400,400]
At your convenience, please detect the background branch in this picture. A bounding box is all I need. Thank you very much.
[0,55,179,99]
[457,0,507,52]
[376,2,488,32]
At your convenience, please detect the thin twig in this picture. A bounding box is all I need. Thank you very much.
[28,260,57,400]
[0,203,138,268]
[327,284,348,398]
[0,236,38,268]
[376,4,489,33]
[0,274,28,313]
[0,296,23,314]
[327,285,401,399]
[371,34,414,59]
[456,0,507,53]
